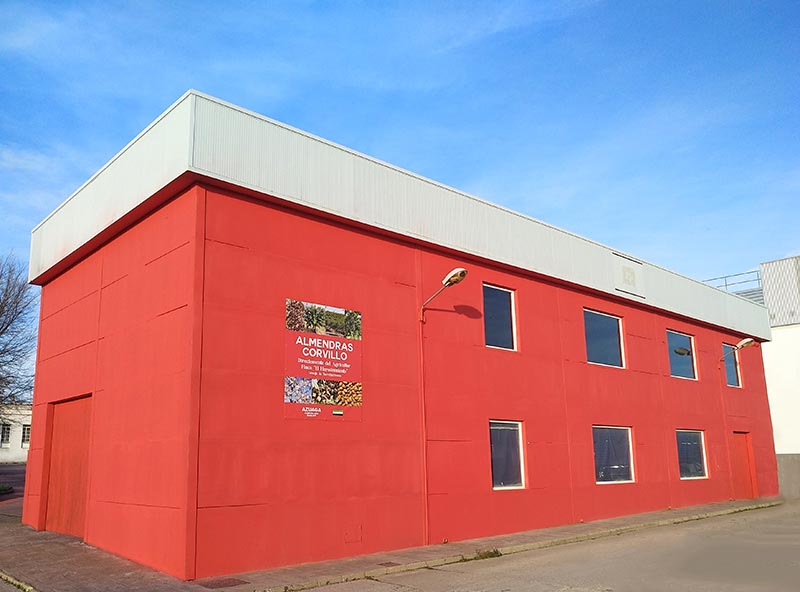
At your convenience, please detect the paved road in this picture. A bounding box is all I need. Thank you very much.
[1,461,796,592]
[321,501,800,592]
[0,579,20,592]
[0,464,25,503]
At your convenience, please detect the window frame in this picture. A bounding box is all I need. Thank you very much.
[21,424,31,449]
[583,309,626,369]
[722,343,742,388]
[489,419,526,490]
[676,429,708,480]
[0,423,10,448]
[482,283,518,351]
[592,425,635,485]
[666,329,698,380]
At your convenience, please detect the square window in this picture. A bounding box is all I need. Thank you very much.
[592,426,634,483]
[676,430,707,479]
[722,344,741,387]
[584,310,624,367]
[0,424,10,447]
[667,330,696,379]
[21,425,31,448]
[489,420,524,489]
[483,285,515,350]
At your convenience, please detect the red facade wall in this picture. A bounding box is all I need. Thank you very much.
[195,188,425,576]
[194,186,777,576]
[24,186,205,579]
[26,181,779,580]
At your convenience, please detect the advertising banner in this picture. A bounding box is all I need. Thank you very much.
[284,299,362,420]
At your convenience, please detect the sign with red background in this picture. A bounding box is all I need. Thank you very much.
[283,299,362,420]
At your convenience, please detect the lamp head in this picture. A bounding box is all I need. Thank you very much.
[442,267,468,287]
[735,337,756,350]
[673,347,691,356]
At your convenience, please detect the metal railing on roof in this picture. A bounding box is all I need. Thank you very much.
[704,270,764,305]
[704,269,762,292]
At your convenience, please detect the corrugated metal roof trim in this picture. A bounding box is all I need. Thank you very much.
[28,93,195,281]
[188,92,770,340]
[187,92,652,266]
[188,92,767,307]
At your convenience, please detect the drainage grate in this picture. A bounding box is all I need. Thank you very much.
[198,577,251,589]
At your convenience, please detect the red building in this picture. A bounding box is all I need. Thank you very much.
[24,91,778,580]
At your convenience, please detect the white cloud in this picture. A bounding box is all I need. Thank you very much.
[0,143,101,259]
[412,0,601,54]
[0,145,59,173]
[0,4,62,52]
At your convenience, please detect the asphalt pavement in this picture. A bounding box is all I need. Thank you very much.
[0,462,796,592]
[0,464,25,504]
[321,499,800,592]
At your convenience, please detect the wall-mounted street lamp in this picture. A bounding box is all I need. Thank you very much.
[719,337,757,361]
[420,267,468,322]
[417,266,468,542]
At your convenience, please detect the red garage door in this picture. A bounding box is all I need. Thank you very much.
[731,431,756,500]
[46,396,92,538]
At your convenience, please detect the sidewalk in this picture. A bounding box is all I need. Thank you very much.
[0,497,783,592]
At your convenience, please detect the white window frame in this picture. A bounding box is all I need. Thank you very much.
[722,343,742,388]
[592,425,635,485]
[21,424,31,449]
[0,423,10,448]
[483,284,518,352]
[666,329,698,380]
[584,309,626,369]
[676,429,708,480]
[489,420,526,490]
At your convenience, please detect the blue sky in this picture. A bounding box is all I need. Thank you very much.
[1,0,798,283]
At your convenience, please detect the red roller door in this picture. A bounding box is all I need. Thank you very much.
[730,431,756,500]
[45,396,92,538]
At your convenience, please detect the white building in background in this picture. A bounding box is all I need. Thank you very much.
[0,404,32,463]
[760,257,800,498]
[710,255,800,498]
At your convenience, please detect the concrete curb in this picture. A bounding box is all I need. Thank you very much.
[0,570,37,592]
[257,500,783,592]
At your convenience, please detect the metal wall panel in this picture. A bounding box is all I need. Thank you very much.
[761,257,800,327]
[189,94,770,339]
[29,91,771,339]
[28,93,194,281]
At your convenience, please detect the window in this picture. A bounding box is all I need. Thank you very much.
[667,330,696,379]
[21,425,31,449]
[592,426,634,483]
[489,420,524,489]
[0,424,10,447]
[584,310,624,367]
[483,284,515,350]
[676,430,707,479]
[722,344,741,387]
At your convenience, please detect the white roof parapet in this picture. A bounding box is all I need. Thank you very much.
[29,90,771,340]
